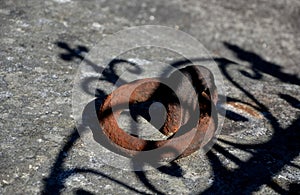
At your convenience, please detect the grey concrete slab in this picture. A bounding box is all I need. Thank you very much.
[0,0,299,194]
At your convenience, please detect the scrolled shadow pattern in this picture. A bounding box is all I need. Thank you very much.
[42,42,299,194]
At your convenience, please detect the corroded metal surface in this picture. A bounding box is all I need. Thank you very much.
[98,65,218,159]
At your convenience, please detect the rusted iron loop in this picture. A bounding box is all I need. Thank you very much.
[98,65,218,159]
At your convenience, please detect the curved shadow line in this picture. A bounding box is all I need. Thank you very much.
[42,129,148,195]
[200,44,300,194]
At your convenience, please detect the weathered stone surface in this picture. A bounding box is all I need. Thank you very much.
[0,0,299,194]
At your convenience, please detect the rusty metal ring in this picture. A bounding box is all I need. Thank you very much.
[98,65,218,159]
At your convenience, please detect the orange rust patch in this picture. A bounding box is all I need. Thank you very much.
[227,102,263,119]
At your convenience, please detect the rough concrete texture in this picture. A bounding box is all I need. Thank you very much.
[0,0,300,194]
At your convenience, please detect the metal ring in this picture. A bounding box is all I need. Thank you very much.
[97,65,218,159]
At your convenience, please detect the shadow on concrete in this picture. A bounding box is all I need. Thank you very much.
[43,41,300,194]
[223,42,300,86]
[43,42,187,194]
[42,42,150,194]
[200,43,300,194]
[41,128,149,195]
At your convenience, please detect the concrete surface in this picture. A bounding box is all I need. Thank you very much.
[0,0,299,194]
